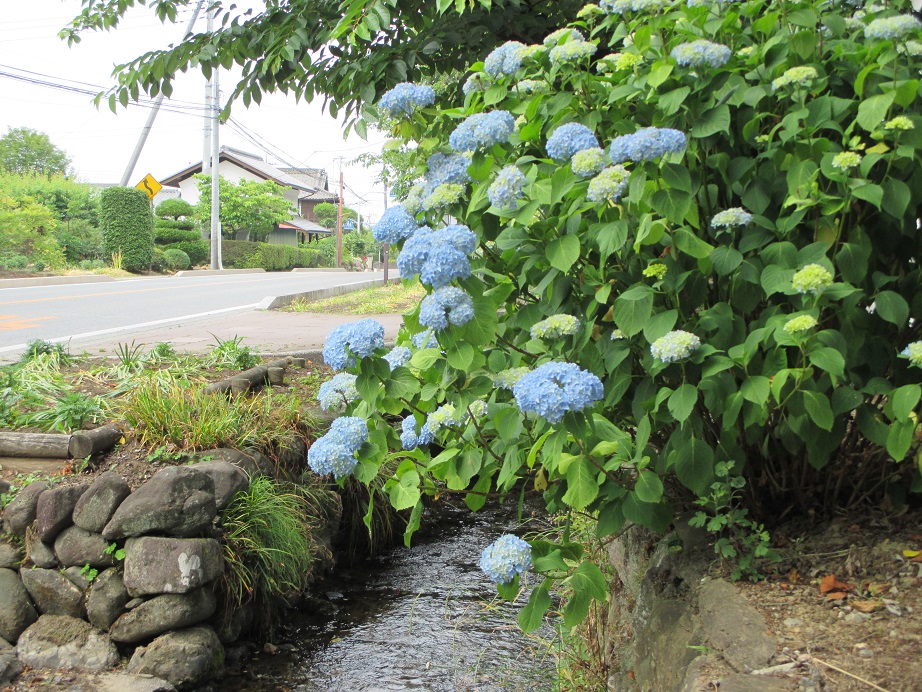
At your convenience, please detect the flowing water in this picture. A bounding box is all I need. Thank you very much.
[232,501,558,691]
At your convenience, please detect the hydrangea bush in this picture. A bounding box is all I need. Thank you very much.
[311,0,922,630]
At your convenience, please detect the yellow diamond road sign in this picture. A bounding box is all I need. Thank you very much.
[135,174,162,200]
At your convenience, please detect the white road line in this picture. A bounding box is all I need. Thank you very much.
[0,303,261,354]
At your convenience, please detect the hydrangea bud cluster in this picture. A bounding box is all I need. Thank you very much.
[401,415,436,450]
[710,207,752,228]
[372,205,418,244]
[463,73,494,95]
[546,123,600,161]
[379,83,436,118]
[513,361,604,423]
[864,14,922,40]
[484,41,527,77]
[600,0,670,13]
[322,319,386,369]
[423,183,466,210]
[530,314,581,339]
[611,329,625,340]
[397,224,477,288]
[772,66,818,91]
[426,402,467,433]
[901,341,922,368]
[643,263,667,280]
[792,264,833,295]
[488,166,528,209]
[609,127,687,163]
[650,330,701,363]
[587,165,630,203]
[571,147,608,177]
[411,330,438,349]
[383,346,413,370]
[543,28,585,46]
[670,40,732,68]
[307,416,368,479]
[420,286,476,331]
[598,52,643,73]
[479,534,533,584]
[402,185,426,216]
[493,366,531,389]
[783,314,818,334]
[885,116,914,130]
[831,151,862,170]
[449,111,516,152]
[517,79,550,94]
[550,40,598,65]
[317,372,359,411]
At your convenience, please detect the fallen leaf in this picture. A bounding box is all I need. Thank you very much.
[851,600,880,613]
[826,591,848,601]
[788,569,802,584]
[912,554,922,564]
[904,549,921,558]
[866,581,890,595]
[820,574,853,594]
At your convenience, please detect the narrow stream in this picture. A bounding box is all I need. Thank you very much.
[232,501,558,691]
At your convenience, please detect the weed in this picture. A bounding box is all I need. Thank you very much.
[21,339,70,364]
[110,249,123,271]
[219,476,337,631]
[207,335,259,370]
[110,341,145,378]
[21,392,107,433]
[80,564,99,582]
[104,542,125,561]
[145,342,178,364]
[290,280,426,315]
[286,297,312,312]
[297,367,334,402]
[146,445,187,464]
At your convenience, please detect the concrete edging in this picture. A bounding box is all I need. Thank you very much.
[257,277,401,311]
[290,268,349,273]
[0,275,117,289]
[174,269,266,277]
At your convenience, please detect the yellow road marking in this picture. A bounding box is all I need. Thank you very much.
[0,314,55,331]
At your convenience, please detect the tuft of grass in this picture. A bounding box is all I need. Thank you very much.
[206,335,260,370]
[21,391,107,433]
[119,379,303,454]
[219,476,338,631]
[287,280,425,315]
[21,340,71,365]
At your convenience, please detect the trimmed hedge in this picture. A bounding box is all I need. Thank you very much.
[154,219,195,231]
[155,198,194,220]
[221,240,259,267]
[163,248,191,271]
[165,240,209,266]
[221,239,328,270]
[99,187,154,272]
[154,226,201,244]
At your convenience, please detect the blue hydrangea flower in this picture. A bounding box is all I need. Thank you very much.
[400,415,437,450]
[571,148,608,177]
[411,330,438,349]
[463,73,494,95]
[609,128,687,163]
[543,28,586,46]
[513,362,604,423]
[449,111,516,152]
[397,225,478,289]
[670,40,732,68]
[493,366,530,390]
[479,534,533,584]
[900,341,922,368]
[427,153,472,186]
[322,319,386,369]
[419,287,476,331]
[650,330,701,363]
[383,346,412,370]
[373,205,418,244]
[601,0,670,13]
[711,207,752,228]
[547,123,600,161]
[307,416,368,479]
[488,166,528,209]
[587,165,630,203]
[379,82,436,118]
[865,14,922,40]
[531,314,581,339]
[426,403,467,433]
[402,185,426,216]
[317,372,359,411]
[550,41,598,65]
[484,41,527,77]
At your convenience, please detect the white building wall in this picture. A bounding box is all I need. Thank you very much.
[175,161,299,210]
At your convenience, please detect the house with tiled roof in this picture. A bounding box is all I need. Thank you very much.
[158,147,335,245]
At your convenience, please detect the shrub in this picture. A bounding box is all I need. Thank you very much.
[56,228,103,264]
[2,255,28,270]
[220,240,260,268]
[150,247,167,273]
[78,259,105,270]
[310,0,922,631]
[162,248,191,271]
[98,187,154,272]
[164,240,209,266]
[154,198,194,220]
[154,226,201,244]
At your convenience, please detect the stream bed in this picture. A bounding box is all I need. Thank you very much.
[231,501,558,691]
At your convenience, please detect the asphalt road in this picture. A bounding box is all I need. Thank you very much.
[0,271,387,355]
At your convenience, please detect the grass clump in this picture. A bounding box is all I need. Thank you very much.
[21,339,71,364]
[288,280,425,315]
[206,335,260,370]
[219,476,338,630]
[119,379,302,454]
[20,391,107,433]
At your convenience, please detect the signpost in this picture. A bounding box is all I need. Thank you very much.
[135,174,163,200]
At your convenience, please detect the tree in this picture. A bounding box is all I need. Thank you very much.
[0,128,71,177]
[155,198,194,220]
[64,0,584,129]
[313,202,357,231]
[194,175,293,242]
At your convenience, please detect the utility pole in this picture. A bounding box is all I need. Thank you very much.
[209,29,222,270]
[119,0,204,186]
[336,159,344,267]
[202,10,213,173]
[382,179,389,285]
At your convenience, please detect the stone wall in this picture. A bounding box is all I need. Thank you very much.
[0,448,307,691]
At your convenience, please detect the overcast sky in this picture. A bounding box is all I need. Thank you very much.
[0,0,389,221]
